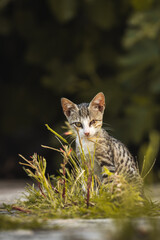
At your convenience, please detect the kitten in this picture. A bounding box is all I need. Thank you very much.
[61,92,141,184]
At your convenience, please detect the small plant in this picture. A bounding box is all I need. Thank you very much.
[10,124,160,219]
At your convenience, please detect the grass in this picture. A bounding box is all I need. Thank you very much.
[0,214,44,230]
[2,124,160,228]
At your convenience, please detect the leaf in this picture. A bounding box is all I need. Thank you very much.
[102,166,113,176]
[87,0,115,30]
[131,0,154,11]
[47,0,78,23]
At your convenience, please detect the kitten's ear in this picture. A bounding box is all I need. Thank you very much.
[89,92,105,113]
[61,98,78,117]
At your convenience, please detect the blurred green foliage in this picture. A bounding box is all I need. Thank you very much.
[0,0,159,178]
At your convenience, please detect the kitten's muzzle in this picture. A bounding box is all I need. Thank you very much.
[84,132,90,137]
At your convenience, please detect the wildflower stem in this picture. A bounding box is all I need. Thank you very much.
[38,182,47,198]
[87,157,92,208]
[12,206,31,213]
[87,173,92,208]
[45,124,68,144]
[62,163,66,202]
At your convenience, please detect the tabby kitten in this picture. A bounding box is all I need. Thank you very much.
[61,92,141,184]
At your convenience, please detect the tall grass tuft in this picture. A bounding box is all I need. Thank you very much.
[15,124,160,219]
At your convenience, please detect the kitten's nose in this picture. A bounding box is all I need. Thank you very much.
[84,132,90,137]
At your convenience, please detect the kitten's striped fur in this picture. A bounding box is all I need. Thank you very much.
[61,92,142,185]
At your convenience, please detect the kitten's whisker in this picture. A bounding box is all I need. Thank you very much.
[65,135,73,140]
[95,124,102,128]
[103,127,114,132]
[103,122,111,126]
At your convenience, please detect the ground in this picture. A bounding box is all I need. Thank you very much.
[0,180,160,240]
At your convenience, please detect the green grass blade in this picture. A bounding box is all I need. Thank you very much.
[141,130,159,178]
[45,124,68,144]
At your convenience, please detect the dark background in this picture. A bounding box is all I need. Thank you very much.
[0,0,160,181]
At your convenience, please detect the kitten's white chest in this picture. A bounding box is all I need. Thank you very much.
[76,136,102,179]
[76,137,95,157]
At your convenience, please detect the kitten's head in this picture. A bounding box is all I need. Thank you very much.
[61,92,105,139]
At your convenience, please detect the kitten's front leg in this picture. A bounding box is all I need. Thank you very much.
[95,139,115,183]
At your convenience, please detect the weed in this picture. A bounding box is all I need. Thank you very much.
[6,125,160,219]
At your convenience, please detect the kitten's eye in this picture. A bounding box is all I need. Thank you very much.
[89,120,96,126]
[75,122,83,128]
